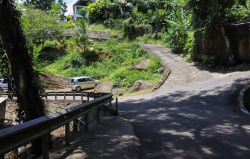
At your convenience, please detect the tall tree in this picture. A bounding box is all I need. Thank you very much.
[23,0,55,10]
[0,0,46,155]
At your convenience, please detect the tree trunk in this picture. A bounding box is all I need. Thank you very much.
[0,0,45,155]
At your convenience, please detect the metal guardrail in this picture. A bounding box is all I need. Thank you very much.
[0,93,114,158]
[0,91,108,101]
[44,91,106,101]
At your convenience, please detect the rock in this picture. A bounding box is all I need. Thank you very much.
[94,82,113,93]
[88,31,110,40]
[131,59,150,70]
[112,88,126,96]
[39,73,70,90]
[129,80,152,92]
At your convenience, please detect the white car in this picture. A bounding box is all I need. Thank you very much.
[71,76,99,92]
[0,78,8,93]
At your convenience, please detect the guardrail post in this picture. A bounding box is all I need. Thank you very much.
[97,108,100,123]
[109,101,112,107]
[73,92,75,100]
[85,113,89,132]
[73,119,78,132]
[65,123,70,147]
[87,93,89,101]
[42,134,49,159]
[94,93,96,100]
[115,97,118,116]
[81,92,83,103]
[55,92,57,100]
[45,92,48,100]
[64,92,66,100]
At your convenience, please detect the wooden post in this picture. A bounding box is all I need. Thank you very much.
[85,113,89,132]
[41,135,49,159]
[81,92,83,103]
[87,93,90,101]
[65,123,70,146]
[45,92,48,100]
[73,119,78,132]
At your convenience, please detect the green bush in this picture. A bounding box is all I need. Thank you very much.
[43,39,62,48]
[165,5,192,54]
[88,0,133,23]
[103,19,124,29]
[88,0,108,22]
[123,18,151,40]
[149,9,168,32]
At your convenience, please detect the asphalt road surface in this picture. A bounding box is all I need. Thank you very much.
[119,44,250,159]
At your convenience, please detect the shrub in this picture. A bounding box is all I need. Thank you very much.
[103,19,124,29]
[149,9,168,32]
[165,6,192,54]
[69,53,84,68]
[83,49,100,65]
[123,18,151,40]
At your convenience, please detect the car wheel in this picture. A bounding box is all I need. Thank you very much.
[76,86,81,92]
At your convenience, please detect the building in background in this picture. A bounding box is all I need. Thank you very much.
[72,0,96,20]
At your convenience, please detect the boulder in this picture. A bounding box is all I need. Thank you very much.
[112,88,126,96]
[131,59,150,70]
[94,82,113,93]
[129,80,152,92]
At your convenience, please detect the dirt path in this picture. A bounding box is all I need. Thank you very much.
[119,44,250,159]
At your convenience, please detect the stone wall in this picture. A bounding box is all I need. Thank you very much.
[229,22,250,63]
[0,99,7,121]
[193,22,250,65]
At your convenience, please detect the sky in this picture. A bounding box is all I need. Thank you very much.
[64,0,76,15]
[64,0,94,15]
[64,0,74,3]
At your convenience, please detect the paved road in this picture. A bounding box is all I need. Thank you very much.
[119,44,250,159]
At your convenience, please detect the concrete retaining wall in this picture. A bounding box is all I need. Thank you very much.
[0,98,7,121]
[193,21,250,65]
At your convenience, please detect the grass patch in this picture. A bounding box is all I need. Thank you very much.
[42,38,163,89]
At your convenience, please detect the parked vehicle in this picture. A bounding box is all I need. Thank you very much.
[71,76,100,92]
[0,78,8,93]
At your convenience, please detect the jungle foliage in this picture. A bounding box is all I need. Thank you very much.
[88,0,250,60]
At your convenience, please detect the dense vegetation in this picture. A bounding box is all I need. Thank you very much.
[2,0,250,90]
[18,3,163,90]
[88,0,250,62]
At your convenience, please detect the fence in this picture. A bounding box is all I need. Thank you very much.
[44,91,105,101]
[0,93,116,159]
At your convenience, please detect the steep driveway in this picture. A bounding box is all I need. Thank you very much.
[119,44,250,159]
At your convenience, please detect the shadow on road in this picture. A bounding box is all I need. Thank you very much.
[119,78,250,159]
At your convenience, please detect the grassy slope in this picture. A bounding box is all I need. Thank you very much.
[41,24,164,89]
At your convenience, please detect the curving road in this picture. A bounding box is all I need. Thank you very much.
[119,44,250,159]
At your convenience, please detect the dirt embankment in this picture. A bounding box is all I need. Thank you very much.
[39,73,70,90]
